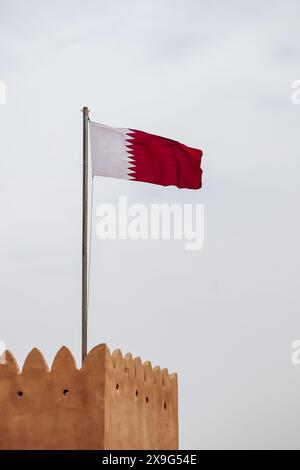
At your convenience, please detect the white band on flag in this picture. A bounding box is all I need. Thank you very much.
[90,121,135,180]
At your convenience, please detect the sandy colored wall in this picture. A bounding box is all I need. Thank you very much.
[0,344,178,450]
[104,348,178,450]
[0,345,106,450]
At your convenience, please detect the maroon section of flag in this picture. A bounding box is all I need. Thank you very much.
[90,122,203,190]
[127,129,203,189]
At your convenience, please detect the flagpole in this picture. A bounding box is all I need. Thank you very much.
[82,106,89,363]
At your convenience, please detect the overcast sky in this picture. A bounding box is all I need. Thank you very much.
[1,0,300,449]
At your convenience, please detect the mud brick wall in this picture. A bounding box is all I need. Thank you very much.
[0,344,178,450]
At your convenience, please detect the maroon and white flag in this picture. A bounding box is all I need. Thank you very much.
[90,122,203,189]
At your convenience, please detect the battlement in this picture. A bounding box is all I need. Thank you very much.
[0,344,178,450]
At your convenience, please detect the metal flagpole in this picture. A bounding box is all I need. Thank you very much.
[82,106,89,363]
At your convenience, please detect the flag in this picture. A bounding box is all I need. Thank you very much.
[90,122,203,189]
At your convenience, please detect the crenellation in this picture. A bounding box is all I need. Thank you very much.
[22,348,49,374]
[0,344,178,450]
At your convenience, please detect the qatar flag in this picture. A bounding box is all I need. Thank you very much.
[90,122,203,189]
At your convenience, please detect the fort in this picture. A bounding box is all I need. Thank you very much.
[0,343,178,450]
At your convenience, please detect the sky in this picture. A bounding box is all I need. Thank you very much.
[0,0,300,449]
